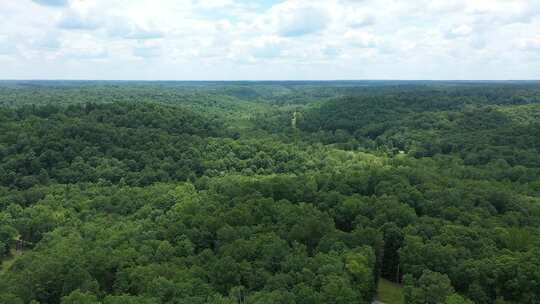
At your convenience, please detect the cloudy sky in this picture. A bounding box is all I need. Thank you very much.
[1,0,540,80]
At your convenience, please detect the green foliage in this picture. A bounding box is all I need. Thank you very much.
[1,81,540,303]
[61,290,100,304]
[445,294,474,304]
[403,270,454,304]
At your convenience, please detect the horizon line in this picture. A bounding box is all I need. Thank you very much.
[1,79,540,82]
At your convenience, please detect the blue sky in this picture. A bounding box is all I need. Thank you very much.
[0,0,539,80]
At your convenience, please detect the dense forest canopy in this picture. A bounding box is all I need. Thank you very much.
[1,81,540,304]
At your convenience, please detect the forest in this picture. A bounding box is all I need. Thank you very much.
[1,80,540,304]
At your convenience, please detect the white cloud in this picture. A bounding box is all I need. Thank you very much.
[0,36,17,55]
[0,0,539,79]
[106,20,164,40]
[251,37,284,59]
[32,0,68,7]
[133,45,161,58]
[195,0,236,9]
[349,14,375,28]
[469,35,487,49]
[518,37,540,51]
[57,34,109,60]
[31,33,62,50]
[323,46,341,58]
[63,48,108,60]
[271,2,331,37]
[58,10,100,30]
[445,25,473,39]
[344,31,379,48]
[343,7,376,29]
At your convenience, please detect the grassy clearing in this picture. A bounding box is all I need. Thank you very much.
[1,249,22,273]
[377,278,404,304]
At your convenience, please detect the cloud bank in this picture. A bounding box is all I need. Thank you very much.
[1,0,539,80]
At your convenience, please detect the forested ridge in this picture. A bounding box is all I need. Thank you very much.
[1,81,540,304]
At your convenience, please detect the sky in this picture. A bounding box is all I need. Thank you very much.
[0,0,540,80]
